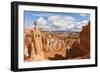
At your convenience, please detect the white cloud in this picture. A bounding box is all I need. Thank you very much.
[81,20,89,26]
[36,17,47,25]
[48,15,77,31]
[80,14,88,17]
[48,15,61,22]
[72,20,89,32]
[36,17,54,31]
[64,16,76,21]
[67,24,75,29]
[49,16,67,26]
[33,15,89,32]
[73,25,83,32]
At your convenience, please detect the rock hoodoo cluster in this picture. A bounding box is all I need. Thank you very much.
[24,21,90,62]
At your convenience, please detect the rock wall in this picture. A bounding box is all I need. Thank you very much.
[79,21,90,58]
[80,22,90,50]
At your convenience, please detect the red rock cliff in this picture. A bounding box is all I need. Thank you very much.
[79,21,90,57]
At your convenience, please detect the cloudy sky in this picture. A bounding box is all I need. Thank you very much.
[24,11,90,32]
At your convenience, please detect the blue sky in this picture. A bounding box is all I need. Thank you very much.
[24,11,90,32]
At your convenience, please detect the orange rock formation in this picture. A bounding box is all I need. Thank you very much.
[24,21,90,62]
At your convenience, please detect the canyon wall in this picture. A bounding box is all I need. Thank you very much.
[79,21,90,58]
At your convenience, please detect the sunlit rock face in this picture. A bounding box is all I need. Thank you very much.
[24,22,45,61]
[24,28,45,61]
[42,34,68,60]
[41,31,81,60]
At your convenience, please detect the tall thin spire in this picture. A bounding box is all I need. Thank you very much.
[34,21,37,29]
[34,21,38,29]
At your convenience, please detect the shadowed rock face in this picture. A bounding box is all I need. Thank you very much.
[79,21,90,57]
[48,54,66,60]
